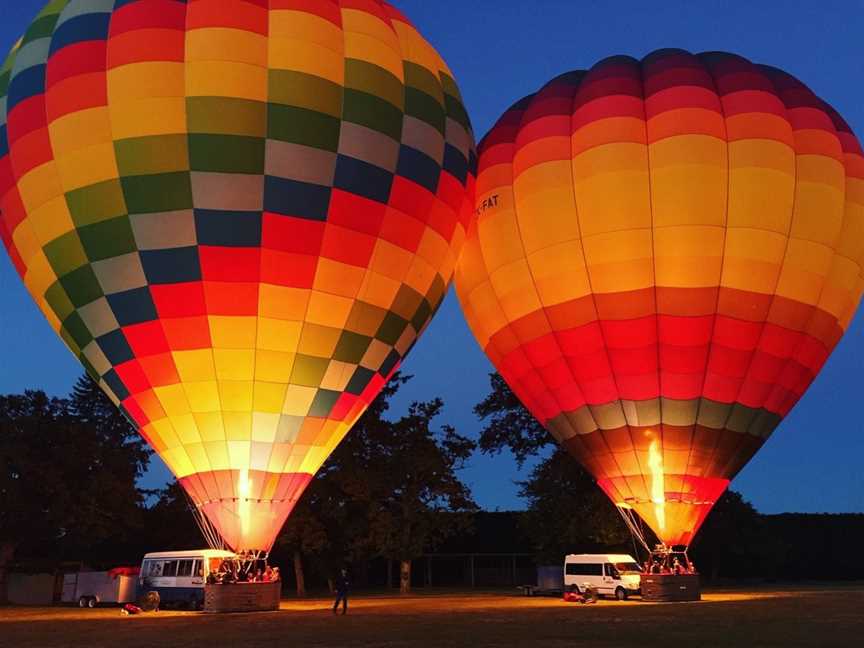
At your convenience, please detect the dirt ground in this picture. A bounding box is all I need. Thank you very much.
[2,586,862,647]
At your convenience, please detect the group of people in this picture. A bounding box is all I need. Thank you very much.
[206,562,280,585]
[644,556,695,575]
[205,561,350,614]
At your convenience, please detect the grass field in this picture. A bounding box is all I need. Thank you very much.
[2,586,862,647]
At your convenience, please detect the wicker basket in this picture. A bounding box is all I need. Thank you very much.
[641,573,701,602]
[203,581,281,613]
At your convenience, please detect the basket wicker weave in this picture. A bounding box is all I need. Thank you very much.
[203,582,280,613]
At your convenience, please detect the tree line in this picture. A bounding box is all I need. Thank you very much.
[0,373,477,600]
[3,372,861,603]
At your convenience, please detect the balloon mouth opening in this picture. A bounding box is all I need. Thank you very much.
[602,475,730,547]
[181,471,313,553]
[617,496,721,506]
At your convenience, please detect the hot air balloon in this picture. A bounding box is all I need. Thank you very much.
[455,49,864,550]
[0,0,475,556]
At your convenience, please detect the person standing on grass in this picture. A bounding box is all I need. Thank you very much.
[333,568,350,615]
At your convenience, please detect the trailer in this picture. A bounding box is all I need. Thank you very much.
[61,568,139,608]
[519,565,564,596]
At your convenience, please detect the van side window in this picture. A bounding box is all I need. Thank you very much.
[566,563,602,576]
[162,561,178,577]
[149,561,164,577]
[194,560,203,578]
[177,560,193,577]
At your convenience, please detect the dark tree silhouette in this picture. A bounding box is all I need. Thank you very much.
[474,373,628,559]
[475,373,550,466]
[276,470,346,597]
[362,397,477,593]
[690,490,764,580]
[142,480,204,552]
[0,378,150,602]
[277,375,409,595]
[518,449,630,562]
[278,374,477,594]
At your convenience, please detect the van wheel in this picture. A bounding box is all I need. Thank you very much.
[87,597,97,608]
[78,596,88,608]
[189,597,200,611]
[615,587,627,601]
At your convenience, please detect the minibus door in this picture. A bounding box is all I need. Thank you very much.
[603,564,616,591]
[192,560,204,586]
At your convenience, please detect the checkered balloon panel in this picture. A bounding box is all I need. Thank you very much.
[0,0,476,551]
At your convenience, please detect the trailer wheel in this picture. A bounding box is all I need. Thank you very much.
[78,596,88,608]
[87,597,97,608]
[615,587,628,601]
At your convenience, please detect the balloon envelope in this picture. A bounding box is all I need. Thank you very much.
[455,49,864,546]
[0,0,475,551]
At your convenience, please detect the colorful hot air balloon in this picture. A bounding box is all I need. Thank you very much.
[455,49,864,548]
[0,0,475,553]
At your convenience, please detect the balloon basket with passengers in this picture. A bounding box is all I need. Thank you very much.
[639,546,700,603]
[200,552,282,614]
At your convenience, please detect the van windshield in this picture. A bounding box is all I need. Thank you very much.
[614,562,642,574]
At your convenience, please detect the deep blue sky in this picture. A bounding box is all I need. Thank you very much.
[2,1,863,514]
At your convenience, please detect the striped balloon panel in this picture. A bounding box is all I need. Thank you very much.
[455,49,864,546]
[0,0,476,551]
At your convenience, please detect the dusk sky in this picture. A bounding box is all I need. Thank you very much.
[2,0,863,515]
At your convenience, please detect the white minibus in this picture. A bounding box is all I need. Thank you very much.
[563,554,642,600]
[138,549,236,609]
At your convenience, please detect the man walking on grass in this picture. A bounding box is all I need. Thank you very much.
[333,568,350,615]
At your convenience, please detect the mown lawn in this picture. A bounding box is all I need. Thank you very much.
[1,586,861,647]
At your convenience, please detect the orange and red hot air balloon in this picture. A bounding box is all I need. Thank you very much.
[456,49,864,548]
[0,0,475,553]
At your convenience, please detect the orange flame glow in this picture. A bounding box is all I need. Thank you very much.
[238,469,252,540]
[647,439,666,534]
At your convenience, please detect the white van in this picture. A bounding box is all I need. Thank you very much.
[139,549,236,609]
[564,554,642,600]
